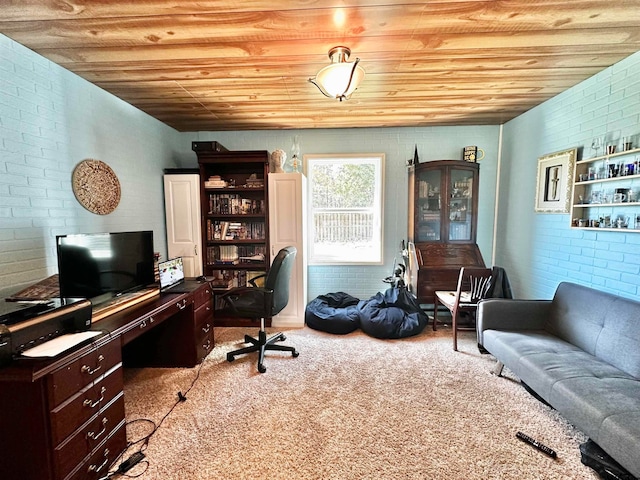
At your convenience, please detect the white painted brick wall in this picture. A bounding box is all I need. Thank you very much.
[4,28,637,305]
[191,125,500,301]
[0,34,183,298]
[500,51,640,300]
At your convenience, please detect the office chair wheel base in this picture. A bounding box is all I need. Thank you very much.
[278,334,287,341]
[258,364,266,373]
[227,353,235,362]
[292,350,299,357]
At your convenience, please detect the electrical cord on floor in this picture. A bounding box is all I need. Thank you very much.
[101,359,207,479]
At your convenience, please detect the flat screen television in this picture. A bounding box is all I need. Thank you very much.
[56,231,155,303]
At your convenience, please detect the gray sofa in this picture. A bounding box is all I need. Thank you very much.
[477,282,640,478]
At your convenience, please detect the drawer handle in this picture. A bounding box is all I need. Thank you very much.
[176,299,187,310]
[202,324,211,334]
[83,386,106,409]
[203,339,212,351]
[81,354,104,375]
[87,417,108,441]
[87,448,109,473]
[139,320,147,329]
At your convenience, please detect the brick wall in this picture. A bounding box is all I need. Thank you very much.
[6,28,635,304]
[190,126,500,301]
[500,51,640,300]
[0,34,183,298]
[1,30,501,302]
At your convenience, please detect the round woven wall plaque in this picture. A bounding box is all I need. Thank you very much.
[72,159,121,215]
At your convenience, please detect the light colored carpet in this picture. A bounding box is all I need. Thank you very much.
[119,326,598,479]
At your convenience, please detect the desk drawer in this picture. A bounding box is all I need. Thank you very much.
[195,302,214,357]
[195,302,213,336]
[54,393,125,480]
[193,284,213,308]
[48,337,121,407]
[121,297,190,345]
[196,331,214,361]
[66,420,127,480]
[50,365,124,446]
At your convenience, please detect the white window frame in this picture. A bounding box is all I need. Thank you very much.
[304,153,385,265]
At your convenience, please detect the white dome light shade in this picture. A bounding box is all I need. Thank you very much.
[309,46,365,101]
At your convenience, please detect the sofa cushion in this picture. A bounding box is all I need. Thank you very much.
[550,377,640,436]
[547,282,640,379]
[482,330,579,387]
[597,295,640,379]
[549,377,640,478]
[598,412,640,479]
[546,282,611,356]
[482,330,630,400]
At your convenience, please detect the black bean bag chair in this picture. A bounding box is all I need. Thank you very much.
[358,287,428,339]
[305,292,361,334]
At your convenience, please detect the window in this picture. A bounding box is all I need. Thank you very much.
[305,153,384,265]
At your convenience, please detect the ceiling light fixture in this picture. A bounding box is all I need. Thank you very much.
[308,46,365,101]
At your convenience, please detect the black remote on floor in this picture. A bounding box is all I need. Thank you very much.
[516,431,558,459]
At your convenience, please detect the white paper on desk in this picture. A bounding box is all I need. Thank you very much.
[21,331,102,358]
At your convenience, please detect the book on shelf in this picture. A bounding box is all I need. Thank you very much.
[207,220,266,241]
[207,245,240,264]
[205,175,228,188]
[238,253,265,263]
[208,193,265,215]
[214,259,239,265]
[210,277,234,288]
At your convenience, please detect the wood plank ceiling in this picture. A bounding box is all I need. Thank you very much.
[2,1,640,131]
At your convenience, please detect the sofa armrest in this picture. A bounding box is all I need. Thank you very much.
[477,299,552,347]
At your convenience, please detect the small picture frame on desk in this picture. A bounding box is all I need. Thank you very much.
[535,148,577,213]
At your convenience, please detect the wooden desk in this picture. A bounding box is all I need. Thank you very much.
[0,281,213,480]
[414,243,485,305]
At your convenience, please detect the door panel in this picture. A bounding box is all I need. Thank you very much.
[164,174,203,277]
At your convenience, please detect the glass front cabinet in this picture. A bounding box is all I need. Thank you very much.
[414,160,480,243]
[410,160,485,305]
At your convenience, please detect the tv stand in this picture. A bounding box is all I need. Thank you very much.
[0,281,213,480]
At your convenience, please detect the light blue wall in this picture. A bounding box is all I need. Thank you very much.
[498,51,640,300]
[1,32,499,303]
[0,34,185,298]
[4,29,638,304]
[185,127,500,300]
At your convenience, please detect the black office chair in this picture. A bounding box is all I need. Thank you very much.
[220,246,299,373]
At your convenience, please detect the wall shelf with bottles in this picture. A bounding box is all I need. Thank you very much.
[571,147,640,231]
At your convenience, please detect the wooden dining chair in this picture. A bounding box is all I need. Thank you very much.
[434,267,493,351]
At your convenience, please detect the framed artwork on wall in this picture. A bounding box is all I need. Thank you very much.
[534,148,577,213]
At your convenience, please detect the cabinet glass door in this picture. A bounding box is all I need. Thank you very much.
[416,169,441,241]
[448,169,474,241]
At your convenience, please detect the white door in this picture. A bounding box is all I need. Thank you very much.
[163,174,203,278]
[268,173,307,327]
